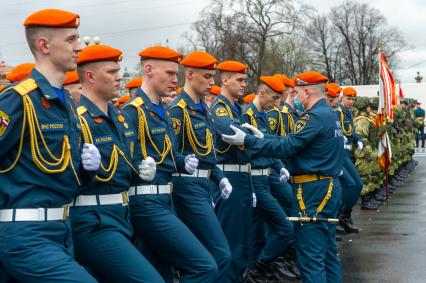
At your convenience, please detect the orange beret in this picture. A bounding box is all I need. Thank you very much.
[210,85,221,95]
[243,93,256,104]
[180,51,217,70]
[6,63,35,82]
[63,71,79,86]
[24,9,80,28]
[113,95,131,108]
[342,87,357,97]
[78,45,122,65]
[296,71,328,86]
[217,61,248,73]
[139,46,182,63]
[260,76,286,94]
[273,74,296,88]
[177,87,183,95]
[125,77,143,89]
[325,83,341,98]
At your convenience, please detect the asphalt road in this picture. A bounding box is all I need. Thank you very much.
[340,155,426,283]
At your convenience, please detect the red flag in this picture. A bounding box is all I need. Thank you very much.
[399,84,404,98]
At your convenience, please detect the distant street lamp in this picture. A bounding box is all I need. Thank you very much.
[82,36,101,46]
[415,71,423,83]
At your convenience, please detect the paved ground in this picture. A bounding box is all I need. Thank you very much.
[340,155,426,283]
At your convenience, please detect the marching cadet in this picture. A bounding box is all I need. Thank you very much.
[337,87,363,233]
[121,46,218,283]
[415,101,425,148]
[241,76,295,282]
[210,60,254,283]
[325,82,342,109]
[282,77,300,131]
[222,71,344,283]
[63,70,82,105]
[265,73,300,279]
[169,51,232,281]
[71,44,164,282]
[0,9,101,282]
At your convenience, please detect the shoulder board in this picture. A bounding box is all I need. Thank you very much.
[77,106,88,117]
[129,97,144,108]
[12,78,38,96]
[177,99,187,109]
[281,105,289,114]
[211,99,226,109]
[245,107,254,116]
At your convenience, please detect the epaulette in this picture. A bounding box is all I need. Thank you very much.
[177,99,187,109]
[12,78,38,96]
[77,106,88,117]
[245,107,254,116]
[211,98,225,109]
[129,97,144,108]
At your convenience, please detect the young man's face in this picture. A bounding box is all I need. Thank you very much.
[92,61,122,100]
[342,95,356,109]
[188,68,216,97]
[149,60,179,98]
[260,88,281,110]
[223,72,247,99]
[48,28,81,72]
[325,94,339,108]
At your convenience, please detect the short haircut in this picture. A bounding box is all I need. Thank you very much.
[77,62,102,83]
[25,27,54,57]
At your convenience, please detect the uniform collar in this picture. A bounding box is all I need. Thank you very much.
[180,90,207,112]
[247,102,265,118]
[31,68,67,101]
[80,95,115,119]
[217,94,240,112]
[136,88,168,120]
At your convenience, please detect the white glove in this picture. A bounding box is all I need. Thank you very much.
[252,192,257,207]
[343,136,348,144]
[338,170,343,176]
[357,141,364,150]
[184,154,199,174]
[242,123,264,139]
[139,156,156,182]
[219,178,233,200]
[279,167,290,183]
[81,143,101,171]
[222,125,246,145]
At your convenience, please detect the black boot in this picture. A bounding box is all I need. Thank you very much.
[244,260,276,283]
[361,195,378,210]
[339,209,360,233]
[272,257,299,280]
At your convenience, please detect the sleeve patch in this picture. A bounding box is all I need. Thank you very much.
[268,117,277,131]
[0,111,10,137]
[215,107,228,117]
[173,118,181,135]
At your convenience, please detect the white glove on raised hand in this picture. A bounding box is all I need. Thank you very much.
[184,154,199,174]
[252,193,257,207]
[219,178,233,200]
[222,125,246,145]
[139,156,156,182]
[81,143,101,171]
[357,141,364,150]
[279,167,290,183]
[242,123,264,139]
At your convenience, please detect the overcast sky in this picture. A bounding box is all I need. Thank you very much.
[1,0,425,84]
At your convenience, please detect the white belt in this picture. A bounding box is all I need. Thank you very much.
[0,206,70,222]
[344,144,352,150]
[73,192,129,206]
[172,169,210,178]
[251,168,271,176]
[128,183,173,196]
[217,164,251,173]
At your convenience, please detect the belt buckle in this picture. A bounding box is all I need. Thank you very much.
[121,192,129,206]
[62,205,70,220]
